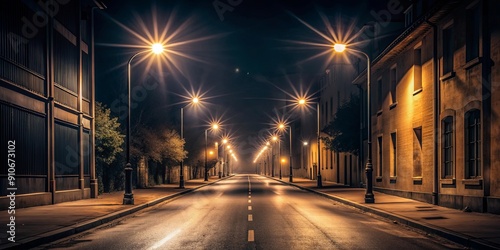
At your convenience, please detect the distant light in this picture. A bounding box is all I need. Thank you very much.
[272,136,278,141]
[209,151,214,155]
[192,97,199,104]
[281,158,285,163]
[333,43,346,53]
[212,123,219,130]
[278,123,285,129]
[303,141,308,146]
[152,43,164,54]
[298,99,306,105]
[222,139,228,144]
[235,68,240,73]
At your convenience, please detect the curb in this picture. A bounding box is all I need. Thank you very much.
[269,177,500,250]
[1,177,231,250]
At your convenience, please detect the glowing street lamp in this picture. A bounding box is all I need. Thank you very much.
[123,43,165,205]
[278,122,294,182]
[204,123,219,181]
[179,96,201,188]
[271,135,280,178]
[297,99,322,187]
[334,43,374,203]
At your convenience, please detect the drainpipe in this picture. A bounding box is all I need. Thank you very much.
[426,20,439,205]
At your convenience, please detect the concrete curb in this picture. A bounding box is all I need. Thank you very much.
[270,177,500,250]
[1,177,231,250]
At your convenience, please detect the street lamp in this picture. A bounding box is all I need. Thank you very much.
[278,123,293,182]
[124,43,165,205]
[226,145,231,176]
[334,43,374,203]
[272,136,278,177]
[204,123,219,181]
[221,138,228,177]
[179,97,201,188]
[297,99,322,187]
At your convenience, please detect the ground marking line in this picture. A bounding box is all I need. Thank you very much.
[248,214,253,221]
[248,230,254,242]
[248,205,252,210]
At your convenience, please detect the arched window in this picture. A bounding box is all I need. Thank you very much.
[465,110,481,178]
[442,116,454,178]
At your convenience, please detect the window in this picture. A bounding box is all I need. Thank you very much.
[442,25,454,74]
[377,78,383,109]
[413,127,422,177]
[390,66,397,103]
[414,47,422,91]
[82,52,90,99]
[390,132,397,177]
[466,4,480,61]
[442,117,454,178]
[377,136,383,176]
[55,122,79,176]
[465,110,481,178]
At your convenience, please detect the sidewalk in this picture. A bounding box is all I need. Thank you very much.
[0,176,227,250]
[272,176,500,250]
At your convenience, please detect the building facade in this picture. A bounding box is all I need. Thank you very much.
[299,58,361,186]
[0,0,103,208]
[354,0,500,213]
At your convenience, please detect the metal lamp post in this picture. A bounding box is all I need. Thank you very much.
[278,123,293,182]
[123,44,164,205]
[334,43,374,203]
[204,123,219,181]
[179,97,200,188]
[316,102,322,188]
[296,99,321,187]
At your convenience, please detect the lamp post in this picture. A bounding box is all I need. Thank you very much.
[226,145,231,176]
[316,102,322,187]
[221,138,228,177]
[296,98,322,187]
[278,123,293,182]
[215,142,220,178]
[123,43,164,205]
[334,43,374,203]
[179,97,200,188]
[278,138,282,179]
[272,136,278,177]
[204,123,219,181]
[303,141,308,178]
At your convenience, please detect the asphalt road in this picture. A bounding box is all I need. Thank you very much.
[42,174,462,250]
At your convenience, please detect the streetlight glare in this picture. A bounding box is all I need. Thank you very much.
[333,43,346,52]
[222,138,228,144]
[303,141,308,146]
[192,97,200,104]
[298,99,306,105]
[151,43,164,54]
[278,123,285,129]
[272,136,278,141]
[212,123,219,130]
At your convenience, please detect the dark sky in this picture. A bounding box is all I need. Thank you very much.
[94,0,394,165]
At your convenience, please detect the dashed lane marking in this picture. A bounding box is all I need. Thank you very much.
[248,214,253,221]
[248,230,254,242]
[248,205,252,210]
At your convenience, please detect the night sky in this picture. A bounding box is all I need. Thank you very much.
[94,0,394,165]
